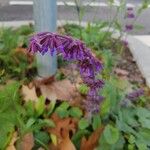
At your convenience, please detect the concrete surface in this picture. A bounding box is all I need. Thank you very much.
[127,36,150,87]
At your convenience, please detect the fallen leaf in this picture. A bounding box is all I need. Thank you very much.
[39,79,78,101]
[21,85,38,102]
[37,148,45,150]
[33,76,55,85]
[6,132,18,150]
[58,130,76,150]
[18,133,34,150]
[80,127,104,150]
[48,113,77,139]
[114,68,129,76]
[48,114,77,150]
[15,47,34,63]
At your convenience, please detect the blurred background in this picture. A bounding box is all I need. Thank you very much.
[0,0,150,35]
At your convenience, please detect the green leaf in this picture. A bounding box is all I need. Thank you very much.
[121,108,139,127]
[136,128,150,145]
[0,82,23,149]
[100,97,110,117]
[58,102,70,110]
[128,144,135,150]
[134,24,144,30]
[72,130,91,149]
[103,124,119,144]
[25,100,35,117]
[136,107,150,129]
[55,108,69,118]
[25,118,36,129]
[38,119,55,128]
[78,118,89,130]
[92,114,101,130]
[55,102,70,118]
[128,135,135,144]
[50,134,57,146]
[35,96,45,117]
[98,133,125,150]
[116,110,137,135]
[78,84,89,95]
[69,107,83,118]
[47,100,56,116]
[111,134,125,150]
[136,141,147,150]
[34,131,50,150]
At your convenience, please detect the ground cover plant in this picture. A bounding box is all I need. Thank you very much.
[0,23,150,150]
[0,1,150,149]
[0,25,36,84]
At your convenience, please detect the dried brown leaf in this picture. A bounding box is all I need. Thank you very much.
[58,134,76,150]
[48,114,77,150]
[21,85,38,102]
[39,79,77,101]
[15,47,34,63]
[48,113,77,139]
[80,127,104,150]
[6,132,18,150]
[19,133,34,150]
[114,68,129,76]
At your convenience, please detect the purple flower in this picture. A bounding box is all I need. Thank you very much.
[84,93,104,114]
[83,77,104,91]
[126,89,144,101]
[28,32,104,115]
[122,40,128,47]
[127,7,133,11]
[28,38,41,53]
[127,13,135,18]
[125,24,133,31]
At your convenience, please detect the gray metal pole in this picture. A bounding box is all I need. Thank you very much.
[33,0,57,77]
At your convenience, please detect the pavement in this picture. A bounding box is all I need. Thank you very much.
[0,0,150,87]
[127,36,150,87]
[0,0,150,35]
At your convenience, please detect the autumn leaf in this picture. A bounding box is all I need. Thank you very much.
[114,68,129,76]
[21,85,38,102]
[15,47,34,63]
[18,133,34,150]
[58,129,76,150]
[48,114,77,150]
[48,113,78,139]
[80,127,104,150]
[6,132,18,150]
[34,79,78,101]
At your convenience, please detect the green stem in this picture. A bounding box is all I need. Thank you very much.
[35,138,49,150]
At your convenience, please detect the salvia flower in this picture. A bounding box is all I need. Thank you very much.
[125,24,133,31]
[122,40,128,47]
[126,89,144,101]
[126,8,135,18]
[127,13,135,19]
[127,7,133,11]
[28,32,104,115]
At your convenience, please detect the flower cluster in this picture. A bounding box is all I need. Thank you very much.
[121,89,144,107]
[126,89,144,101]
[122,7,136,47]
[125,7,135,32]
[127,7,135,19]
[28,32,104,114]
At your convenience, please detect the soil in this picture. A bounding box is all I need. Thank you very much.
[116,45,145,85]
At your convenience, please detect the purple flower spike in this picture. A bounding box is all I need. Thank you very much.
[28,38,41,53]
[125,24,133,31]
[127,7,133,11]
[28,32,104,115]
[126,89,144,101]
[127,13,135,18]
[122,40,128,47]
